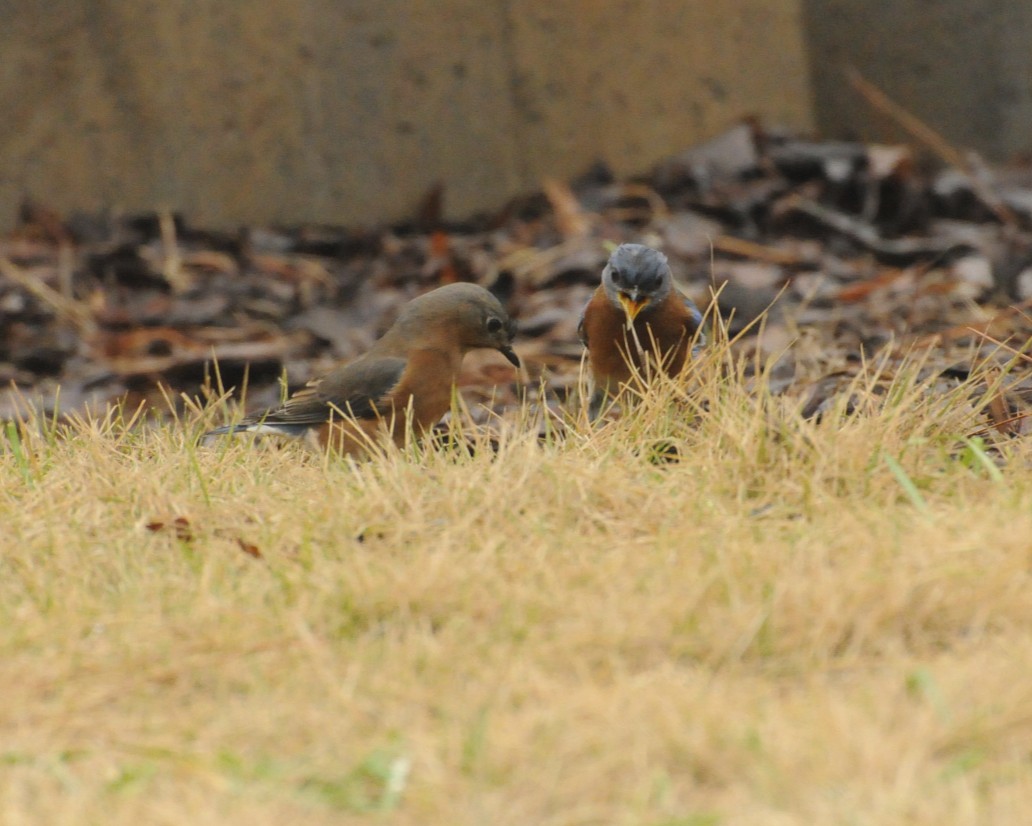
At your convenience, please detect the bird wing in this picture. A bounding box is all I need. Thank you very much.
[576,306,588,348]
[577,287,605,348]
[255,356,408,426]
[681,294,703,331]
[679,294,706,356]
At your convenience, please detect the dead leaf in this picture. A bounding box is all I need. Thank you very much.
[542,178,590,239]
[234,537,263,559]
[145,516,194,542]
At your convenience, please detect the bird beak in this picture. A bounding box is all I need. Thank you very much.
[617,292,649,328]
[498,345,521,368]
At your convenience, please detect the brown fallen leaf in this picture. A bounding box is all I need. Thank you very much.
[837,268,907,302]
[234,537,263,559]
[145,516,194,542]
[181,250,239,276]
[713,235,805,266]
[429,230,459,284]
[542,178,590,239]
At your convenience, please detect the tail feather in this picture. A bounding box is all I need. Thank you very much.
[203,422,311,439]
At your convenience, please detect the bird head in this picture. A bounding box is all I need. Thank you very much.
[601,244,673,329]
[401,282,520,367]
[479,310,521,367]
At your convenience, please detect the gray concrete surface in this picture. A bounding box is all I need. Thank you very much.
[803,1,1032,161]
[0,1,813,229]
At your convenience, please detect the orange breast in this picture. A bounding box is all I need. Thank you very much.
[314,349,463,456]
[387,348,462,432]
[582,287,695,389]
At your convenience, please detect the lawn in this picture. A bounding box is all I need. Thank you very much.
[3,346,1032,825]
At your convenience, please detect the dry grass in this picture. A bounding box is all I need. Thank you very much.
[4,336,1032,826]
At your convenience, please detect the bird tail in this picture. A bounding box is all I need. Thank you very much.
[202,422,311,440]
[204,423,247,437]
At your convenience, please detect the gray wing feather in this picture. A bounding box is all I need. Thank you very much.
[682,295,705,353]
[256,357,407,425]
[679,293,703,329]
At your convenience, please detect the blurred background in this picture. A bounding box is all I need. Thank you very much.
[3,1,1032,423]
[5,1,1028,229]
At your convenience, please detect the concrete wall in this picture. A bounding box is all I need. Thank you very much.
[803,1,1032,161]
[0,1,813,229]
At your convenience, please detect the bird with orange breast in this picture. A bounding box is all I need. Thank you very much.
[205,282,520,456]
[578,244,704,419]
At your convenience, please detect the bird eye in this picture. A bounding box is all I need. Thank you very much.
[486,317,503,333]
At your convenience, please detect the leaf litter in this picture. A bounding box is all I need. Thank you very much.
[4,116,1032,441]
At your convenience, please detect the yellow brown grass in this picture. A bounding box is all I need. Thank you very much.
[3,334,1032,825]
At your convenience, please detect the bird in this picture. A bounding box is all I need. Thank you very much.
[578,243,703,418]
[205,282,520,456]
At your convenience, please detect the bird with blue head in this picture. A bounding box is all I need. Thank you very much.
[578,243,704,418]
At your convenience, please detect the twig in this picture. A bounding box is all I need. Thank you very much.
[496,238,595,285]
[57,243,75,301]
[159,209,190,292]
[967,411,1032,439]
[542,178,590,239]
[911,297,1032,348]
[846,67,1019,227]
[966,329,1032,365]
[0,256,96,335]
[785,195,960,260]
[612,183,670,225]
[712,235,804,266]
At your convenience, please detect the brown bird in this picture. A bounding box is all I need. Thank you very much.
[578,244,703,418]
[205,282,520,455]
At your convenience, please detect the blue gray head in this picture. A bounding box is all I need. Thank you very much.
[601,244,673,324]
